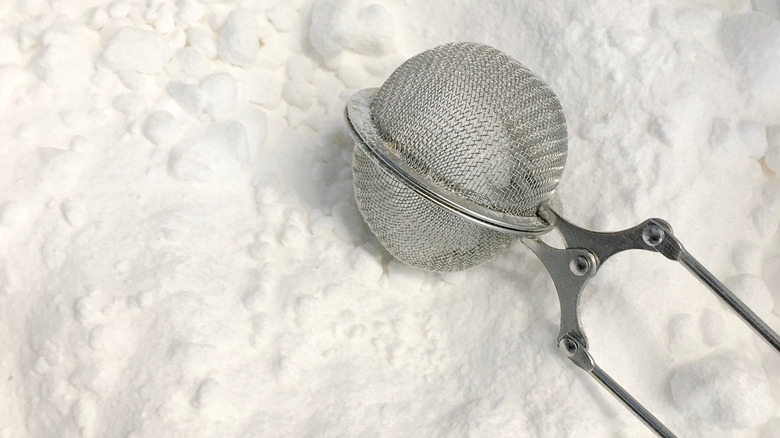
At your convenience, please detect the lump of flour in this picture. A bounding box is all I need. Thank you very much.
[217,9,261,66]
[100,27,171,73]
[309,0,396,57]
[167,121,249,182]
[670,351,775,429]
[720,12,780,113]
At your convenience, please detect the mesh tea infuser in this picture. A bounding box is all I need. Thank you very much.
[344,42,780,437]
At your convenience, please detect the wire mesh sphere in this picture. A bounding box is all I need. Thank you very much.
[350,42,568,271]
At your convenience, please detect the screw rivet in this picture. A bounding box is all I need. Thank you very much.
[642,224,665,247]
[569,255,590,276]
[559,337,578,358]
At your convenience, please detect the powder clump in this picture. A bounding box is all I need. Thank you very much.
[671,351,775,429]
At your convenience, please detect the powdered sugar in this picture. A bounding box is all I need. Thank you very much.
[767,124,780,172]
[217,9,262,66]
[0,1,778,437]
[100,27,172,74]
[721,12,780,114]
[671,351,774,428]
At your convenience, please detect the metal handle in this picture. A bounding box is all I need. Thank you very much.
[523,227,678,437]
[677,246,780,353]
[629,217,780,353]
[537,205,780,354]
[526,205,780,437]
[560,335,677,438]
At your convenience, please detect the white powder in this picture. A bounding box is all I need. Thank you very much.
[100,27,172,74]
[768,124,780,172]
[143,110,183,145]
[721,12,780,114]
[200,72,239,120]
[671,351,774,428]
[309,0,396,57]
[0,1,779,438]
[217,9,262,66]
[0,201,27,228]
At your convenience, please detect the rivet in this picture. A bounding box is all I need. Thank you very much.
[569,255,590,276]
[642,224,665,247]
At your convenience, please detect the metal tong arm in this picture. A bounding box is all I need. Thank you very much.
[520,232,676,437]
[521,211,678,437]
[677,252,780,352]
[538,205,780,354]
[559,335,677,438]
[643,227,780,353]
[524,205,780,437]
[524,207,666,346]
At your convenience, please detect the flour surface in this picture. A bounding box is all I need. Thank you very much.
[0,1,779,437]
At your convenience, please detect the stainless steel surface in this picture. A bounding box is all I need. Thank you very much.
[345,41,779,436]
[522,207,679,348]
[558,335,676,437]
[351,133,516,272]
[588,362,678,437]
[678,244,780,353]
[348,42,567,271]
[526,207,779,432]
[346,88,555,236]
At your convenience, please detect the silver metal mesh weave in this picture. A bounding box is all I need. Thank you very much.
[351,42,568,271]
